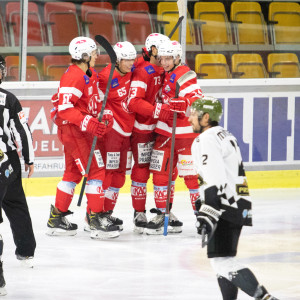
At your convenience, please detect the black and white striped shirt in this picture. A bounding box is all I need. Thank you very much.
[0,87,34,164]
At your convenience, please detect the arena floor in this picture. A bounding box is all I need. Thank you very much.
[1,188,299,299]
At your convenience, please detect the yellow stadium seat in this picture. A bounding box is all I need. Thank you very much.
[230,2,268,45]
[269,2,300,44]
[268,53,300,78]
[157,2,195,44]
[194,2,233,46]
[195,54,231,79]
[231,53,268,78]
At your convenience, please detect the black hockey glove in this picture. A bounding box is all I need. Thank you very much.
[195,204,221,235]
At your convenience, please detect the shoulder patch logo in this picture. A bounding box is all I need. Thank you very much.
[0,92,6,106]
[111,78,119,88]
[145,65,155,74]
[170,73,176,83]
[84,75,90,84]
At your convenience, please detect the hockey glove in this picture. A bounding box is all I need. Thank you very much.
[153,103,174,122]
[80,115,106,138]
[169,97,190,114]
[102,109,114,132]
[195,204,221,235]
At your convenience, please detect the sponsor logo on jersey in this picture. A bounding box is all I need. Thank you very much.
[0,92,6,106]
[84,75,90,84]
[111,78,120,88]
[164,85,171,93]
[18,110,26,122]
[170,73,176,83]
[145,65,155,74]
[236,179,249,196]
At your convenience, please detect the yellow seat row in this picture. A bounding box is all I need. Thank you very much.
[195,53,300,79]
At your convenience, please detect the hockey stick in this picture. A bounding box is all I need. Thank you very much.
[201,224,218,248]
[168,0,184,39]
[77,35,117,207]
[163,70,197,236]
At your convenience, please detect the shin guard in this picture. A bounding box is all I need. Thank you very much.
[217,275,238,300]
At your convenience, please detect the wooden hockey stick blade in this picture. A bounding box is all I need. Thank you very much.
[177,70,196,87]
[77,35,116,207]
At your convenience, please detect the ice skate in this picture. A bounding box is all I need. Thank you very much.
[103,210,123,231]
[168,211,183,233]
[89,212,120,239]
[0,262,7,296]
[16,254,34,268]
[46,205,77,236]
[84,212,91,232]
[145,208,164,235]
[255,286,279,300]
[133,210,147,234]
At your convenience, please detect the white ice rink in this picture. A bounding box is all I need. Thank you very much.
[1,188,299,300]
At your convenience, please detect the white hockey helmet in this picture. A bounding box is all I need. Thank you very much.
[113,41,137,62]
[69,36,97,61]
[158,40,182,60]
[145,33,170,51]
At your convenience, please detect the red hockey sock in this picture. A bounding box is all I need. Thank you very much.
[85,180,105,213]
[189,189,200,211]
[154,185,167,212]
[104,187,120,212]
[131,181,147,212]
[55,181,76,212]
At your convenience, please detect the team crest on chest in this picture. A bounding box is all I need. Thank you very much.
[164,85,171,93]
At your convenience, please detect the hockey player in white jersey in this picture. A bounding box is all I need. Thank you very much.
[189,97,279,300]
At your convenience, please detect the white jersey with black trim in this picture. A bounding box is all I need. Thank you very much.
[191,126,252,226]
[0,88,34,164]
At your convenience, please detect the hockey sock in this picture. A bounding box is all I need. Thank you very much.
[131,181,147,212]
[154,185,167,212]
[86,180,105,213]
[217,275,238,300]
[104,187,120,212]
[170,181,175,205]
[189,188,200,211]
[55,181,76,212]
[0,235,3,260]
[229,268,260,297]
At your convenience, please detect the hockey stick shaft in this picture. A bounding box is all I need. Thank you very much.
[77,35,117,207]
[163,83,180,236]
[168,0,184,39]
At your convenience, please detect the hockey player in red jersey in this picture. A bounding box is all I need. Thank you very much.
[146,40,203,235]
[46,37,120,239]
[127,33,174,233]
[85,41,137,232]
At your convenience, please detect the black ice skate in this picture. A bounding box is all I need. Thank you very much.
[133,210,147,234]
[46,204,78,236]
[0,262,7,296]
[255,286,279,300]
[89,212,120,239]
[103,210,123,231]
[168,211,183,233]
[145,208,165,235]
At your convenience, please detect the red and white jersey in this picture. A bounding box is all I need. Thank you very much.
[56,65,100,127]
[127,60,164,134]
[98,64,135,137]
[155,65,203,139]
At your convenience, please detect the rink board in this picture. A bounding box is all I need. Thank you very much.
[2,78,300,196]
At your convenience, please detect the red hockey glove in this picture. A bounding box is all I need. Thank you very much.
[102,109,114,132]
[80,115,106,138]
[169,97,190,114]
[153,103,174,122]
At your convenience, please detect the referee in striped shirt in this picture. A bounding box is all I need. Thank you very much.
[0,55,36,295]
